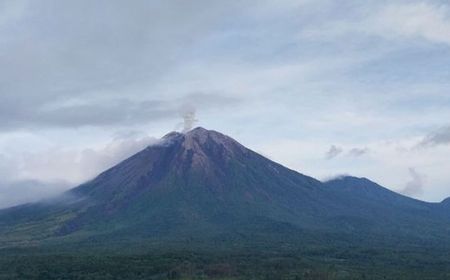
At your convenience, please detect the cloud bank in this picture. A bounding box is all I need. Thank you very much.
[0,132,158,208]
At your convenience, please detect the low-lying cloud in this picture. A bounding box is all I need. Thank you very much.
[20,134,158,184]
[0,179,70,209]
[0,132,160,208]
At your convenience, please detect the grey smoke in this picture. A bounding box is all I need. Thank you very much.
[325,145,343,160]
[400,168,425,197]
[418,125,450,148]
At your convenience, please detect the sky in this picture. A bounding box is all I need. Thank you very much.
[0,0,450,208]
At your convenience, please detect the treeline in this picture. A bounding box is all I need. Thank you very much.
[0,248,449,280]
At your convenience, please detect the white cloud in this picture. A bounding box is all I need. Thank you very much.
[0,179,69,209]
[0,133,158,208]
[300,1,450,47]
[17,134,157,184]
[373,2,450,46]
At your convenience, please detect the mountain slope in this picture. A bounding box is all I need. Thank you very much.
[324,176,450,242]
[0,127,449,249]
[0,128,327,247]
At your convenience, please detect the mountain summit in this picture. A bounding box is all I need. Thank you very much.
[0,127,449,249]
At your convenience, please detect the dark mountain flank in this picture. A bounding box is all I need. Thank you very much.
[0,127,449,250]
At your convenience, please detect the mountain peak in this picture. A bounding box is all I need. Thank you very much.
[162,127,225,142]
[184,127,227,140]
[182,127,242,151]
[184,126,214,141]
[185,126,209,134]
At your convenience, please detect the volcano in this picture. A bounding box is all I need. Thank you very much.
[0,127,449,249]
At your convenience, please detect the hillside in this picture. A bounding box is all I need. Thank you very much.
[0,127,449,251]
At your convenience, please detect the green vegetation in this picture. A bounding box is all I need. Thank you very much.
[1,244,449,279]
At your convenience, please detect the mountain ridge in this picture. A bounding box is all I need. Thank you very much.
[0,127,449,250]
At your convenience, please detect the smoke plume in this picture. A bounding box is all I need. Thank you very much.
[180,106,198,133]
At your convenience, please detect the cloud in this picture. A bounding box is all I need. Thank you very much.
[0,93,238,131]
[373,2,450,46]
[0,0,242,132]
[0,132,162,208]
[322,173,351,182]
[19,133,158,184]
[400,168,425,197]
[0,179,70,209]
[418,125,450,147]
[300,2,450,47]
[325,145,343,160]
[325,146,369,159]
[348,147,369,157]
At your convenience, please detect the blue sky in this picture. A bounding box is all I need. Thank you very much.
[0,0,449,207]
